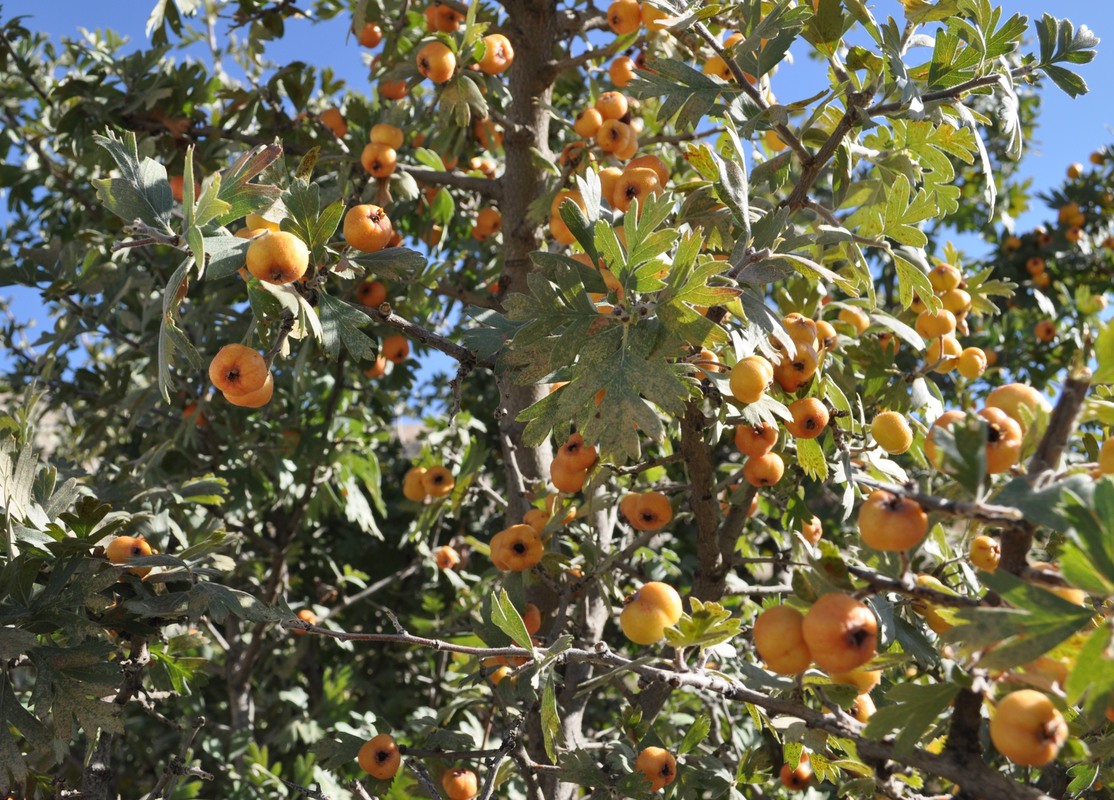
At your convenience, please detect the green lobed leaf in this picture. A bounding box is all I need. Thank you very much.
[316,292,378,362]
[490,588,533,650]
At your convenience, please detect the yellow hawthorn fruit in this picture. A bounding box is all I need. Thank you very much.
[744,453,784,487]
[801,593,878,674]
[626,154,669,186]
[596,119,635,154]
[358,22,383,47]
[293,608,316,634]
[234,227,265,240]
[986,383,1050,434]
[928,263,961,292]
[957,347,987,380]
[403,467,429,501]
[1099,438,1114,474]
[816,319,838,351]
[379,78,409,101]
[753,605,812,675]
[606,0,642,35]
[479,33,514,75]
[246,213,280,232]
[641,3,668,29]
[422,465,455,497]
[871,411,913,455]
[692,347,722,380]
[490,524,544,572]
[801,516,823,545]
[416,40,456,83]
[786,397,829,440]
[595,91,629,121]
[851,692,876,723]
[780,752,811,791]
[634,746,677,792]
[782,312,818,346]
[105,535,153,577]
[838,306,870,335]
[612,167,662,214]
[370,123,404,149]
[622,491,673,531]
[830,668,881,695]
[358,733,401,779]
[434,545,460,570]
[574,107,604,138]
[620,581,683,645]
[1067,162,1084,179]
[441,767,479,800]
[1030,562,1088,606]
[735,421,778,457]
[858,490,928,551]
[344,204,394,253]
[523,508,549,532]
[556,432,598,471]
[610,55,637,87]
[224,373,274,408]
[926,334,961,373]
[356,280,388,308]
[969,535,1000,572]
[246,231,309,285]
[364,356,388,379]
[360,142,398,178]
[915,308,957,339]
[940,288,972,317]
[703,54,732,81]
[979,406,1023,474]
[990,690,1067,768]
[209,344,268,397]
[1034,319,1057,342]
[471,207,502,241]
[550,459,589,493]
[614,132,639,161]
[729,355,774,404]
[319,107,347,138]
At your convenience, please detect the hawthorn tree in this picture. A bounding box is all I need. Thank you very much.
[1,1,1112,799]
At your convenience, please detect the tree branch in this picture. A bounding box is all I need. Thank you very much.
[404,167,503,200]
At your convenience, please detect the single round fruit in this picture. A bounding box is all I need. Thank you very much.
[924,410,966,469]
[490,524,544,572]
[990,690,1067,767]
[773,343,819,392]
[802,593,878,674]
[550,459,588,493]
[606,0,642,35]
[344,204,394,253]
[753,605,812,675]
[634,746,677,792]
[358,733,401,780]
[743,453,784,487]
[557,432,598,471]
[782,312,818,346]
[422,465,455,497]
[612,167,662,214]
[610,55,637,87]
[979,406,1023,474]
[620,581,683,645]
[957,347,987,380]
[441,767,479,800]
[403,467,428,501]
[838,306,870,335]
[780,752,811,790]
[370,123,404,148]
[358,22,383,48]
[621,491,673,531]
[829,668,881,695]
[801,516,823,545]
[786,397,829,440]
[595,91,629,121]
[928,263,961,292]
[293,608,316,635]
[858,490,928,552]
[478,33,514,75]
[357,280,388,308]
[382,335,410,363]
[416,40,456,83]
[209,344,269,397]
[360,142,398,178]
[915,308,957,339]
[871,411,913,455]
[319,107,347,138]
[105,535,153,576]
[735,422,778,457]
[523,603,542,635]
[729,355,774,404]
[246,231,310,285]
[969,535,1000,572]
[224,373,274,408]
[434,545,460,571]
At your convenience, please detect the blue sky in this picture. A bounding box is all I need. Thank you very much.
[1,0,1112,376]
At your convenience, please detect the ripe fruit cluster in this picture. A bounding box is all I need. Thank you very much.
[550,432,598,494]
[752,593,877,677]
[910,263,988,379]
[208,344,274,408]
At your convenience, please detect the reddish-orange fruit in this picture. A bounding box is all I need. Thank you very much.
[744,453,784,487]
[403,467,428,501]
[557,432,598,471]
[612,167,662,214]
[441,767,479,800]
[490,524,544,572]
[292,608,316,635]
[379,79,409,101]
[780,752,811,790]
[382,335,410,363]
[370,123,404,148]
[610,56,637,87]
[356,280,388,308]
[858,490,928,551]
[422,466,455,497]
[246,231,310,284]
[979,406,1023,474]
[209,344,269,397]
[416,41,456,83]
[479,33,514,75]
[1034,319,1057,342]
[345,204,394,253]
[358,733,401,779]
[364,356,388,379]
[785,397,829,440]
[621,491,673,531]
[550,459,589,493]
[606,0,642,35]
[424,3,463,32]
[319,107,347,138]
[105,535,154,577]
[801,593,878,674]
[434,545,460,570]
[734,421,778,457]
[523,603,543,635]
[634,746,677,792]
[595,91,630,121]
[358,22,383,48]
